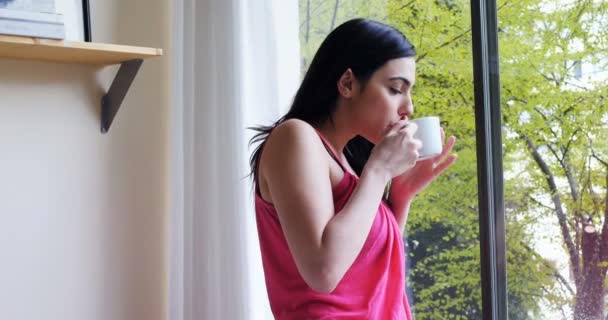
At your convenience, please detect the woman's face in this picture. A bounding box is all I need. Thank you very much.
[348,57,416,144]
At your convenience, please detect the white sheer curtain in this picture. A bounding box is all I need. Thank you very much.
[169,0,300,319]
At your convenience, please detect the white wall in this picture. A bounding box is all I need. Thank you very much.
[0,0,170,319]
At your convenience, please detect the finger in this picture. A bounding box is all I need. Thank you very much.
[436,136,456,162]
[386,120,408,135]
[433,154,458,177]
[412,137,423,151]
[427,136,456,163]
[396,120,410,131]
[385,119,406,134]
[441,128,446,143]
[401,122,418,136]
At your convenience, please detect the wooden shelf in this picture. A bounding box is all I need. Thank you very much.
[0,35,162,65]
[0,35,163,133]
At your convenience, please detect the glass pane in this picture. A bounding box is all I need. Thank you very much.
[298,1,481,318]
[499,0,608,319]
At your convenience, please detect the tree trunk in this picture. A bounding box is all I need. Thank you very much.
[573,266,605,320]
[573,226,607,320]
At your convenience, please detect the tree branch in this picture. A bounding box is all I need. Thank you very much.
[434,29,471,51]
[592,152,608,168]
[533,107,560,144]
[396,0,417,11]
[416,28,472,64]
[458,92,470,106]
[329,0,339,32]
[562,128,581,161]
[305,0,310,43]
[556,136,582,244]
[529,195,555,211]
[298,0,325,31]
[415,0,512,63]
[523,134,582,286]
[523,243,576,296]
[546,144,563,164]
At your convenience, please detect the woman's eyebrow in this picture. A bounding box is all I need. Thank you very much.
[389,76,411,87]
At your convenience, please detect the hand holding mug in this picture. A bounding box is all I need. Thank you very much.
[391,116,458,197]
[409,117,443,161]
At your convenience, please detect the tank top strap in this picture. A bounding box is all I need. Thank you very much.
[256,127,351,199]
[313,129,349,173]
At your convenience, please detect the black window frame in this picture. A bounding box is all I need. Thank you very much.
[470,0,508,319]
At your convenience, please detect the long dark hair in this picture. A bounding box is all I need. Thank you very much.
[249,18,416,185]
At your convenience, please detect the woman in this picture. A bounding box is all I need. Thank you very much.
[250,18,457,319]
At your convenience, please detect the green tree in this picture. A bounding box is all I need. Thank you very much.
[497,0,608,319]
[299,0,389,75]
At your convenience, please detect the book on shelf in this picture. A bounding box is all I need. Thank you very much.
[0,0,56,14]
[0,18,64,39]
[0,7,62,22]
[0,7,64,39]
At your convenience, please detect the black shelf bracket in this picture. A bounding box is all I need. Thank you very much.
[100,58,144,133]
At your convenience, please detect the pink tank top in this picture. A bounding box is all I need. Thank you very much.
[255,131,412,320]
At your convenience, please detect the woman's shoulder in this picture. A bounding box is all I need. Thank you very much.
[258,119,329,201]
[274,118,316,135]
[261,119,325,168]
[266,119,320,149]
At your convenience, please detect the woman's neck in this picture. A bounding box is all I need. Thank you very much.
[314,113,356,156]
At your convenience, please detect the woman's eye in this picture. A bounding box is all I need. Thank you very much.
[389,88,402,94]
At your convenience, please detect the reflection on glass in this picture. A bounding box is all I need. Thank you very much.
[299,1,482,319]
[499,0,608,319]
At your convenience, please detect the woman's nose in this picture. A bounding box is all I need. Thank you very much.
[399,99,413,117]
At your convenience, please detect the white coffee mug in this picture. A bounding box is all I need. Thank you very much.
[410,116,442,160]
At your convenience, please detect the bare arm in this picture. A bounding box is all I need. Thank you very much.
[388,191,414,232]
[262,119,418,293]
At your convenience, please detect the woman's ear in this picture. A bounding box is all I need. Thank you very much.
[337,68,358,98]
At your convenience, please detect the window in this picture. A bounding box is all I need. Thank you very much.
[499,1,608,319]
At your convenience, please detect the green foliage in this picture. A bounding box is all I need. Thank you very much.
[299,0,608,318]
[298,0,389,75]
